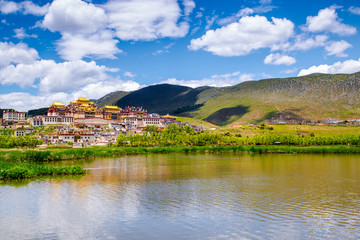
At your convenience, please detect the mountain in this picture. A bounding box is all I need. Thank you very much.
[28,108,49,117]
[100,72,360,126]
[192,72,360,126]
[114,84,212,114]
[94,91,129,107]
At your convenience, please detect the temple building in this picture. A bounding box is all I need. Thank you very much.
[45,98,154,126]
[48,102,69,117]
[67,97,99,119]
[101,105,121,120]
[3,110,25,122]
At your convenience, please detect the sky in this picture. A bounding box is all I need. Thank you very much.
[1,0,360,111]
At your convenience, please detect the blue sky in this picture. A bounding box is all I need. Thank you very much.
[1,0,360,110]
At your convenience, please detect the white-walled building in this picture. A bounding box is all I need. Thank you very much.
[3,110,25,121]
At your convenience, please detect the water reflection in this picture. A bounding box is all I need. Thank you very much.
[1,153,360,239]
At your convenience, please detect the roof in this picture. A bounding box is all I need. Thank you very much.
[52,102,65,107]
[103,105,120,110]
[77,97,89,102]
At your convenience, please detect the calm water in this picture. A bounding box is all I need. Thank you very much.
[1,153,360,239]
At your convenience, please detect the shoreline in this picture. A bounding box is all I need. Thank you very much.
[1,145,359,181]
[2,145,360,162]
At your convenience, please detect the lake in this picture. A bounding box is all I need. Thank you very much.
[1,153,359,239]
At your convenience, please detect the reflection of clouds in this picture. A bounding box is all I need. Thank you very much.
[0,154,360,239]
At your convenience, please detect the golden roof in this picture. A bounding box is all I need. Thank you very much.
[77,97,89,102]
[103,105,120,110]
[52,102,65,107]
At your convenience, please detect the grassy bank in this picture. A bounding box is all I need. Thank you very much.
[2,145,360,164]
[0,161,86,181]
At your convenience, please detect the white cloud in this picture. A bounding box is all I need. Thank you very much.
[0,79,140,111]
[0,0,20,14]
[43,0,107,34]
[217,8,254,26]
[152,42,175,55]
[42,0,121,60]
[56,31,120,61]
[264,53,296,65]
[13,28,37,39]
[22,1,49,16]
[0,42,38,68]
[325,40,352,57]
[162,71,254,88]
[0,0,49,16]
[104,0,190,41]
[0,59,121,94]
[259,0,272,4]
[183,0,195,16]
[123,71,136,78]
[271,34,328,52]
[305,7,357,36]
[189,15,294,57]
[0,92,70,111]
[298,58,360,76]
[348,6,360,15]
[281,68,298,74]
[43,0,191,59]
[291,35,328,51]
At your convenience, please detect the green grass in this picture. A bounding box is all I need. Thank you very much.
[174,116,218,129]
[213,124,360,137]
[0,161,86,180]
[2,144,360,166]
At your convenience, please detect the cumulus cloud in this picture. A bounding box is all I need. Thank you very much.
[0,0,20,14]
[0,0,49,16]
[0,79,140,111]
[348,6,360,15]
[264,53,296,65]
[21,1,49,16]
[183,0,195,16]
[0,59,117,91]
[305,7,357,36]
[13,28,37,39]
[281,68,298,74]
[217,8,254,26]
[0,92,70,111]
[0,42,140,107]
[42,0,120,60]
[42,0,192,60]
[43,0,107,34]
[0,42,39,68]
[189,15,294,56]
[104,0,190,41]
[324,40,352,57]
[271,34,328,52]
[56,31,120,61]
[298,58,360,76]
[162,71,254,88]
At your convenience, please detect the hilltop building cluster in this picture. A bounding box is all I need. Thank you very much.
[1,97,201,146]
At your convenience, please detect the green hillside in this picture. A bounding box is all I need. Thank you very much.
[95,91,129,107]
[98,72,360,126]
[114,84,212,114]
[28,108,48,117]
[192,72,360,125]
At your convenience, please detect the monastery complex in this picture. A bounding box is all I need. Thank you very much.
[1,97,201,146]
